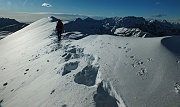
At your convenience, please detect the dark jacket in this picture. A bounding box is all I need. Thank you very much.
[56,20,63,32]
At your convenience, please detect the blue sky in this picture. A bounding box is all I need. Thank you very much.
[0,0,180,23]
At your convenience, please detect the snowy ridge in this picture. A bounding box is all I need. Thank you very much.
[0,17,180,107]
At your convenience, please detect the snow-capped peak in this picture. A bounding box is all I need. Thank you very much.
[64,16,180,37]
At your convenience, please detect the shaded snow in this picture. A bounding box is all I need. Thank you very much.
[0,17,180,107]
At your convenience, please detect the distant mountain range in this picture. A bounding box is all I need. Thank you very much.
[65,16,180,37]
[1,16,180,40]
[0,18,28,40]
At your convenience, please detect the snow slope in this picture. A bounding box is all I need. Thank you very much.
[0,17,180,107]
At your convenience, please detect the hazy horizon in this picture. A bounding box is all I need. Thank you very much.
[0,0,180,23]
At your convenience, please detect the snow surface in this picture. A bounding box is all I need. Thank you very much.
[0,17,180,107]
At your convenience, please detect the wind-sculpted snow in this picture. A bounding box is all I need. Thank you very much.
[59,42,100,86]
[74,65,99,86]
[61,45,85,62]
[175,82,180,94]
[94,80,126,107]
[161,36,180,53]
[62,61,79,76]
[74,54,100,86]
[1,17,180,107]
[93,82,119,107]
[0,100,3,107]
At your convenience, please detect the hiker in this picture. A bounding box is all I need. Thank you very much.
[56,19,64,41]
